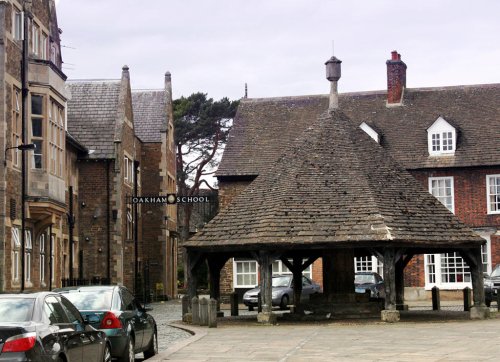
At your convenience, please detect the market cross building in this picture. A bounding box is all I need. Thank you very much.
[184,53,491,322]
[212,51,500,306]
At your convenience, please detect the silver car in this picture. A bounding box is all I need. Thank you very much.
[243,275,321,310]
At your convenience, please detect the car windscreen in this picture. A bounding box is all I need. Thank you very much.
[62,290,113,311]
[355,274,375,284]
[491,265,500,278]
[0,298,34,322]
[272,276,291,287]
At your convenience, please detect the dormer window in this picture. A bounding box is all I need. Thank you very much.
[427,117,456,156]
[359,122,380,143]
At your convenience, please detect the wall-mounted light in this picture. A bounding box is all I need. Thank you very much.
[81,202,86,208]
[85,236,90,242]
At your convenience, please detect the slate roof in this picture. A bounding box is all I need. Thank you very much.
[66,80,121,159]
[186,109,483,250]
[132,90,166,143]
[217,84,500,177]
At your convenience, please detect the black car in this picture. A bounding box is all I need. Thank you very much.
[354,272,385,299]
[484,265,500,307]
[55,286,157,361]
[0,292,110,361]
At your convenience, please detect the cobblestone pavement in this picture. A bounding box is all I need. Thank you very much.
[137,299,191,360]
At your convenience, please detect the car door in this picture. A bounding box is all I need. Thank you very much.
[43,295,83,362]
[301,276,314,300]
[60,295,104,360]
[120,288,144,350]
[135,299,153,349]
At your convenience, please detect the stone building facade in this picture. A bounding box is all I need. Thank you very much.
[215,51,500,301]
[0,1,178,296]
[0,0,73,292]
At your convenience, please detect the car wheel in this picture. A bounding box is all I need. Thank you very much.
[485,299,491,307]
[144,331,158,359]
[280,295,289,310]
[103,343,112,362]
[118,336,135,362]
[248,305,254,311]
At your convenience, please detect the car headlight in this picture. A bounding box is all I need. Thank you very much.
[484,279,493,288]
[272,291,280,298]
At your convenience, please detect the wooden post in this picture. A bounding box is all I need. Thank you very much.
[383,248,397,310]
[323,250,354,302]
[181,295,190,315]
[230,291,239,316]
[208,298,218,328]
[192,296,200,325]
[463,287,472,312]
[259,252,273,313]
[199,297,208,326]
[396,254,413,310]
[432,286,440,311]
[207,256,227,314]
[187,251,202,301]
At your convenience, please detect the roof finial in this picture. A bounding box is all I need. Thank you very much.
[244,83,248,99]
[325,50,342,110]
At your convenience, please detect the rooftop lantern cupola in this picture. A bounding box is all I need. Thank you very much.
[325,56,342,110]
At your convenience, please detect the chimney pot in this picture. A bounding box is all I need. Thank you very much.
[391,51,398,60]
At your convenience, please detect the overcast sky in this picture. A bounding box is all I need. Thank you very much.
[56,0,500,101]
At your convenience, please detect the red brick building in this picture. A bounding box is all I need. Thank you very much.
[215,51,500,300]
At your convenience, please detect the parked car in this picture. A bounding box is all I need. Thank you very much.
[354,272,385,299]
[484,265,500,307]
[55,285,157,361]
[0,292,110,361]
[243,275,321,310]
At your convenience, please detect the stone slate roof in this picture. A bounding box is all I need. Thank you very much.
[186,110,483,250]
[66,80,121,159]
[132,90,166,143]
[217,84,500,177]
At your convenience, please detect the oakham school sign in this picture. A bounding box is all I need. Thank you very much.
[127,195,210,204]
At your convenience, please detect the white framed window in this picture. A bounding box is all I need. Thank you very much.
[124,156,134,183]
[429,177,454,213]
[25,230,32,282]
[487,175,500,214]
[424,252,471,289]
[12,8,23,40]
[126,208,133,240]
[272,260,312,279]
[41,33,48,60]
[31,94,44,169]
[233,260,257,288]
[12,87,21,167]
[12,227,21,282]
[354,256,383,275]
[40,234,46,283]
[50,236,55,282]
[427,117,456,156]
[426,254,436,284]
[32,22,40,56]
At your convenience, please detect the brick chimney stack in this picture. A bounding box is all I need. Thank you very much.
[386,51,406,105]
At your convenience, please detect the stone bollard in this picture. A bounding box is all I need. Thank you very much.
[230,292,239,316]
[182,295,190,316]
[208,298,218,328]
[199,298,209,326]
[497,291,500,311]
[463,287,471,312]
[192,297,200,325]
[257,293,262,313]
[432,286,441,311]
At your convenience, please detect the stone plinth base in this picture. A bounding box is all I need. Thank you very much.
[257,312,277,325]
[470,306,490,320]
[381,310,400,323]
[396,304,408,311]
[183,313,192,323]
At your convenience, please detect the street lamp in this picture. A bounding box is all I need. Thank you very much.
[4,143,36,165]
[4,143,36,292]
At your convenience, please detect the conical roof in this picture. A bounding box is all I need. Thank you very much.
[186,109,483,250]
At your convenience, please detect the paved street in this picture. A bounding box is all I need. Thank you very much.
[147,300,500,361]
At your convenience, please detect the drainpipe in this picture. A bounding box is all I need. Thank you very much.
[106,160,111,282]
[68,186,74,281]
[48,224,53,290]
[20,2,31,292]
[133,161,139,294]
